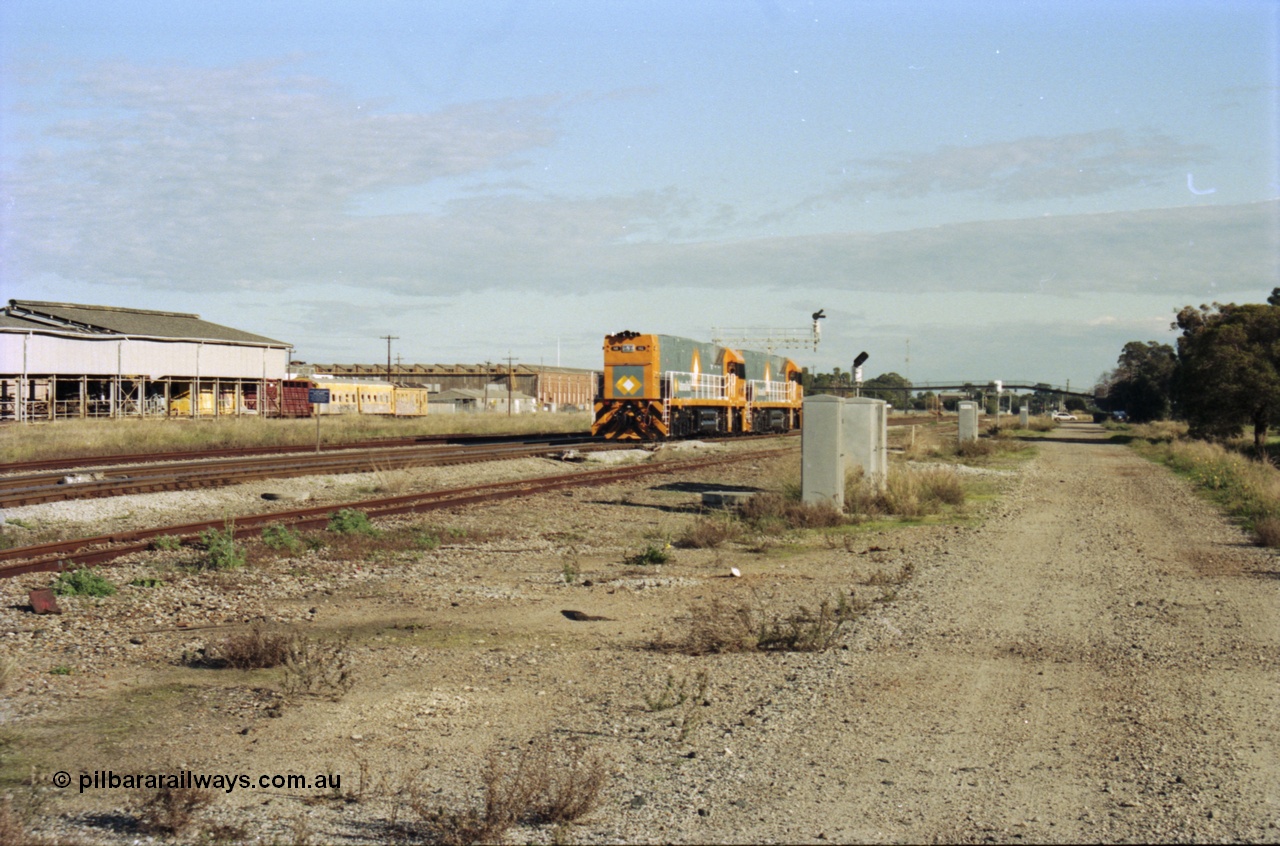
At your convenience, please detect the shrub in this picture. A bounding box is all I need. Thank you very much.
[52,567,117,597]
[199,523,245,570]
[328,509,378,536]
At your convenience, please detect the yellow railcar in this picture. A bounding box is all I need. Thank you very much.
[310,379,429,416]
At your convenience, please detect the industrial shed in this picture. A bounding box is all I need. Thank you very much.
[305,362,597,411]
[0,299,292,421]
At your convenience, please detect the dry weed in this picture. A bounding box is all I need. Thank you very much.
[412,737,608,845]
[134,786,215,836]
[658,591,863,655]
[677,515,741,549]
[206,623,294,669]
[739,493,845,531]
[0,796,25,845]
[955,438,996,458]
[1254,516,1280,547]
[0,655,16,692]
[846,466,964,518]
[282,633,356,701]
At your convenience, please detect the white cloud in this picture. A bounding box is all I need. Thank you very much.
[2,60,1276,310]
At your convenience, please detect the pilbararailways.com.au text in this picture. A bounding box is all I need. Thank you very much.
[67,770,341,794]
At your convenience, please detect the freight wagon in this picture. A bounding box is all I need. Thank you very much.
[592,331,801,440]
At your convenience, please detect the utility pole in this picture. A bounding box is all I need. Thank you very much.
[380,335,399,383]
[505,353,517,416]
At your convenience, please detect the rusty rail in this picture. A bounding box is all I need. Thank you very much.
[0,446,794,579]
[0,438,616,508]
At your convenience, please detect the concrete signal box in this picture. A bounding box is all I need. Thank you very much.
[801,394,888,509]
[958,401,979,443]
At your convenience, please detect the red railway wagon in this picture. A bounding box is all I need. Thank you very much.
[261,379,313,418]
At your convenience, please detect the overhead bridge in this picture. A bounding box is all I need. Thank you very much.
[823,381,1096,399]
[908,381,1096,399]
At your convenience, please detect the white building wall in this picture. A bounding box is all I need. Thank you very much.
[1,331,289,380]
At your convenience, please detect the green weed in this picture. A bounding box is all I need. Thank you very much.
[328,509,378,536]
[51,568,117,597]
[261,523,303,554]
[625,543,670,566]
[199,523,246,570]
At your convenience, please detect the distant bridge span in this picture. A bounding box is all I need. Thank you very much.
[907,381,1096,399]
[821,381,1097,400]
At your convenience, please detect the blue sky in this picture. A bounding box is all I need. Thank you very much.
[2,0,1277,389]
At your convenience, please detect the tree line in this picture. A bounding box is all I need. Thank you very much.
[801,369,1076,414]
[1096,288,1280,449]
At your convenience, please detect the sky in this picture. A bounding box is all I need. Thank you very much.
[2,0,1277,390]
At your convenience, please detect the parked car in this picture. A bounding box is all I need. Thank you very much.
[1111,410,1128,422]
[1051,411,1077,421]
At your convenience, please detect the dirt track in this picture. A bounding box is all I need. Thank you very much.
[724,425,1280,843]
[4,424,1279,843]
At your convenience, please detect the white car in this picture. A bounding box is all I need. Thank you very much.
[1051,411,1077,421]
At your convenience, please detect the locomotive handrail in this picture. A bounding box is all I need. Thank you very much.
[666,370,728,401]
[748,379,790,403]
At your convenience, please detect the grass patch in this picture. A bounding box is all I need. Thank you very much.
[1135,436,1280,545]
[0,411,593,465]
[845,465,966,520]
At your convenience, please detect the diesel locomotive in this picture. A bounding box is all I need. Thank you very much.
[591,331,802,440]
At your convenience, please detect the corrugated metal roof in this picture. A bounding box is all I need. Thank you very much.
[5,300,289,347]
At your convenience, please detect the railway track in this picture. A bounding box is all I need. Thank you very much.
[0,436,613,509]
[0,431,592,474]
[0,446,791,579]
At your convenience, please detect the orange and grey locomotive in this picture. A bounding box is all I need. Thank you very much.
[591,331,802,440]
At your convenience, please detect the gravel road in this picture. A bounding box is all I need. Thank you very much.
[4,425,1277,843]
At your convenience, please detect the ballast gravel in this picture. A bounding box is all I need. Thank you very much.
[1,427,1277,844]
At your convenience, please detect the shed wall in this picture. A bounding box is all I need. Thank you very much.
[2,333,288,380]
